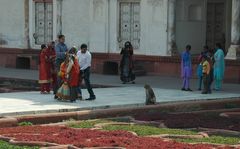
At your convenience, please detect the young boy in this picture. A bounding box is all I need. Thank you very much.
[207,50,214,93]
[202,55,211,94]
[197,46,209,90]
[197,54,203,91]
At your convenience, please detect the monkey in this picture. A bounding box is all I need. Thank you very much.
[144,84,156,105]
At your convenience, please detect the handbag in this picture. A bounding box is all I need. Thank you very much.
[56,82,71,100]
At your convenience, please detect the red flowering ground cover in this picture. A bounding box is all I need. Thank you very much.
[0,126,236,149]
[134,111,240,131]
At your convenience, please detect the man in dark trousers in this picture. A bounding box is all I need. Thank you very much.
[77,44,96,100]
[55,35,68,99]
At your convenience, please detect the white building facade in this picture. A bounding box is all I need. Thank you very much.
[1,0,239,55]
[0,0,239,82]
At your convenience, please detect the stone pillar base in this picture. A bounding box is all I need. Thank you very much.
[225,45,240,60]
[171,48,178,56]
[167,41,178,56]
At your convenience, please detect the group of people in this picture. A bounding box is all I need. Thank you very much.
[39,35,96,102]
[181,43,225,94]
[38,35,137,102]
[39,34,223,102]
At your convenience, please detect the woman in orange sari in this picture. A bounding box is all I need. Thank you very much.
[39,44,51,94]
[56,56,70,100]
[56,51,80,102]
[68,47,80,102]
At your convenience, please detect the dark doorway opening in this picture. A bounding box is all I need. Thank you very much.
[16,57,30,69]
[206,1,226,49]
[103,61,119,75]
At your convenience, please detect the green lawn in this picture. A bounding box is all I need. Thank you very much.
[68,119,197,136]
[0,141,39,149]
[176,136,240,145]
[67,119,111,128]
[18,122,33,126]
[68,119,240,145]
[103,124,197,136]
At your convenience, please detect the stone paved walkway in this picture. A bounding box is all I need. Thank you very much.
[0,67,240,116]
[1,87,240,116]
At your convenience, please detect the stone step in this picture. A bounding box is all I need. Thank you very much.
[134,69,147,76]
[134,62,147,76]
[134,65,144,70]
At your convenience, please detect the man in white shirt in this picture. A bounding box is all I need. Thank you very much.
[77,44,96,100]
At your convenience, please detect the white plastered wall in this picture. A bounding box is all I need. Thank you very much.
[0,0,26,48]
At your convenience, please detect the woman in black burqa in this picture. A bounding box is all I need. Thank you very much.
[120,41,135,84]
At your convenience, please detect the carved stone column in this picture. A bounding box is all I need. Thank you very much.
[24,0,30,49]
[167,0,178,56]
[226,0,240,59]
[56,0,63,36]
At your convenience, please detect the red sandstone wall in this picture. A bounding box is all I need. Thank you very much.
[0,49,239,83]
[91,53,240,83]
[0,48,39,69]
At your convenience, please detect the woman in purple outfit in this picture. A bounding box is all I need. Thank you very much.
[181,45,192,91]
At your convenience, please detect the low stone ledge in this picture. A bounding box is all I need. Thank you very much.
[83,147,126,149]
[0,135,60,148]
[220,112,240,119]
[93,122,138,136]
[40,145,80,149]
[196,127,240,137]
[172,108,240,115]
[0,98,238,128]
[187,142,238,148]
[146,134,206,139]
[94,122,134,129]
[9,140,59,147]
[130,118,167,128]
[16,111,81,124]
[0,135,12,142]
[197,132,209,138]
[0,117,18,128]
[233,145,240,148]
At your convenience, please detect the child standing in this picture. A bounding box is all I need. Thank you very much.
[39,44,51,94]
[197,46,209,90]
[202,55,211,94]
[197,54,203,91]
[208,49,214,93]
[181,45,192,91]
